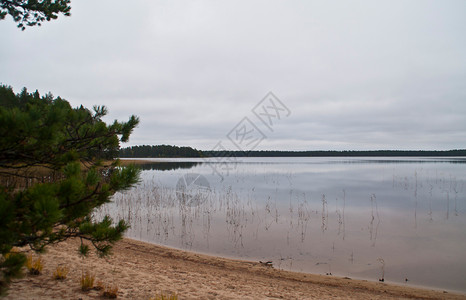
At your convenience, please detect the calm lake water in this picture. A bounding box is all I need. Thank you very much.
[95,157,466,293]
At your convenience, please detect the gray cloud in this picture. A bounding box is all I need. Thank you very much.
[1,0,465,151]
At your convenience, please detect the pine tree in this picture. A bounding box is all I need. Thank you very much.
[0,0,71,30]
[0,85,140,294]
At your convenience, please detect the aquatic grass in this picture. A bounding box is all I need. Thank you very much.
[377,258,385,282]
[321,194,328,232]
[92,159,466,291]
[369,194,380,247]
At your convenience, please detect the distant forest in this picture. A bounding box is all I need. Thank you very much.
[119,145,466,158]
[119,145,203,158]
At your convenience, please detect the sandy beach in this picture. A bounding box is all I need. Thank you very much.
[4,238,466,300]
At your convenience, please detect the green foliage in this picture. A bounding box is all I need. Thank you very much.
[78,243,90,257]
[0,0,71,30]
[0,249,25,295]
[0,86,139,169]
[0,85,140,293]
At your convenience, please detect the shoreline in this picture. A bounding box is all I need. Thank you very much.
[130,238,463,296]
[118,158,162,165]
[6,237,466,299]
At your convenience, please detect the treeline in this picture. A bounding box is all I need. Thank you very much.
[203,149,466,157]
[119,145,203,158]
[120,145,466,158]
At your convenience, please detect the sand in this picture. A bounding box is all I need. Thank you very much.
[4,238,466,300]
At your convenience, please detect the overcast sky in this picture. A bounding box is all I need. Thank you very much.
[1,0,465,151]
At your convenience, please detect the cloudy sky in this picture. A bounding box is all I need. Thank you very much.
[1,0,465,151]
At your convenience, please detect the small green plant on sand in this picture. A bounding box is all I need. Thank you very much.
[25,255,43,275]
[80,271,95,291]
[149,292,178,300]
[52,265,69,280]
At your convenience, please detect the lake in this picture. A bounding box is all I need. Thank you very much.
[95,157,466,293]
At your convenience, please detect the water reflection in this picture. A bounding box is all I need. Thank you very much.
[132,161,201,171]
[96,157,466,293]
